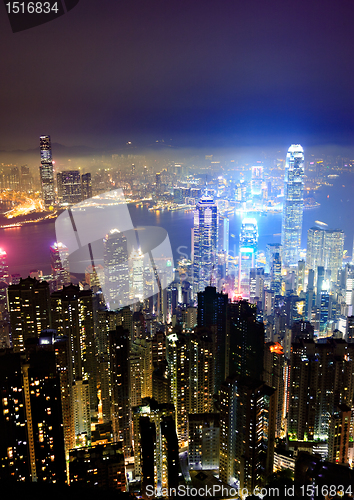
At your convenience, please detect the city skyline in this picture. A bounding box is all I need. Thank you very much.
[2,0,354,496]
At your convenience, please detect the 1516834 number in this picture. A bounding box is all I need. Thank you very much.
[300,484,352,497]
[5,2,59,14]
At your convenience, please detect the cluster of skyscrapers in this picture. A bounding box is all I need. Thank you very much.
[39,135,92,207]
[0,141,354,497]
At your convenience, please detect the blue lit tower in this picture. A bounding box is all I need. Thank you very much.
[238,217,258,298]
[39,135,55,206]
[251,164,263,196]
[281,144,305,267]
[193,193,218,295]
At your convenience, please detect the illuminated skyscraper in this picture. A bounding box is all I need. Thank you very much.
[306,226,344,284]
[39,135,55,206]
[0,248,9,283]
[129,247,144,301]
[81,172,92,200]
[217,214,229,280]
[51,285,97,415]
[219,376,275,490]
[103,230,129,309]
[323,229,344,283]
[306,226,325,271]
[110,326,131,457]
[50,242,70,289]
[57,170,82,204]
[197,286,228,394]
[238,217,258,297]
[288,339,354,443]
[251,164,263,196]
[193,193,218,295]
[270,251,282,295]
[8,277,51,352]
[281,144,305,267]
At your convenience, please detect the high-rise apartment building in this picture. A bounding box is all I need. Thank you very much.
[0,351,28,481]
[263,342,286,438]
[57,170,82,204]
[167,331,190,445]
[50,242,70,289]
[8,277,51,352]
[133,400,178,495]
[39,135,55,206]
[219,376,275,490]
[197,286,228,394]
[51,285,96,413]
[193,193,218,295]
[69,443,125,490]
[188,413,220,470]
[110,326,131,457]
[288,339,354,444]
[226,300,264,381]
[281,144,305,267]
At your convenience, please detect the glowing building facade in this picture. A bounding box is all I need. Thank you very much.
[0,248,9,283]
[306,226,344,285]
[39,135,55,206]
[238,217,258,298]
[50,242,70,289]
[281,144,305,267]
[193,194,218,295]
[103,230,129,309]
[251,164,263,196]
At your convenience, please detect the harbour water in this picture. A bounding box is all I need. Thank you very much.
[1,171,353,278]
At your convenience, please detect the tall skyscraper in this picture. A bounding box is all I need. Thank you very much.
[270,251,282,295]
[103,230,129,309]
[57,170,82,204]
[217,214,229,281]
[306,226,344,284]
[110,326,131,457]
[50,242,70,289]
[281,144,305,267]
[0,248,9,283]
[81,172,92,200]
[193,193,218,295]
[251,164,263,196]
[288,339,354,444]
[226,300,264,381]
[133,400,178,495]
[51,285,97,415]
[39,135,55,206]
[197,286,228,394]
[238,217,258,297]
[219,375,275,490]
[323,229,345,283]
[266,243,282,274]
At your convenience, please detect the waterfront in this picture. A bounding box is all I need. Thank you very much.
[0,171,353,278]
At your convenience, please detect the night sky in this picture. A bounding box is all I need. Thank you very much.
[1,0,354,150]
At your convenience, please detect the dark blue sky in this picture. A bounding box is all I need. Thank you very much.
[1,0,354,149]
